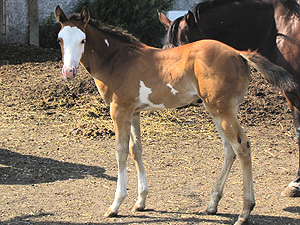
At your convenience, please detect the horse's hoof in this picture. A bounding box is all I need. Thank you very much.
[104,208,118,218]
[281,181,300,197]
[204,209,217,215]
[132,205,145,213]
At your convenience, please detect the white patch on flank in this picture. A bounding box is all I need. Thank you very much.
[104,39,110,47]
[139,81,151,103]
[137,81,165,110]
[58,26,86,68]
[167,83,178,95]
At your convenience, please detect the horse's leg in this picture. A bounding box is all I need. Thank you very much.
[281,106,300,197]
[129,112,149,212]
[104,103,133,217]
[205,120,236,215]
[209,113,255,225]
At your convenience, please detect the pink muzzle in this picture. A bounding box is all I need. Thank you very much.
[62,64,77,80]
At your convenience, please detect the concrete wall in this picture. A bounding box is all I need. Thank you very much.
[1,0,80,45]
[6,0,28,44]
[38,0,79,26]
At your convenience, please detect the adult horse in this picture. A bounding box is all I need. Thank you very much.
[55,5,297,225]
[159,0,300,197]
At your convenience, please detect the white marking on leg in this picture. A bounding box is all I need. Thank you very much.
[109,149,128,214]
[110,167,127,213]
[138,172,148,195]
[206,192,222,214]
[104,39,110,47]
[137,81,165,110]
[136,170,148,207]
[167,83,178,95]
[130,114,148,211]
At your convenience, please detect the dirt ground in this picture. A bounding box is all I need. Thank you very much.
[0,44,299,225]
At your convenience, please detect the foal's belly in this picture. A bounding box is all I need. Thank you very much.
[134,81,200,112]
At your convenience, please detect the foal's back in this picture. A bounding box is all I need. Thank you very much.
[135,40,250,111]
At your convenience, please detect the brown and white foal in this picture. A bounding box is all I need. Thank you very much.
[55,6,297,225]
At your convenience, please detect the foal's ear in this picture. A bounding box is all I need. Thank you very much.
[80,7,90,25]
[158,11,172,28]
[185,10,196,27]
[55,5,67,24]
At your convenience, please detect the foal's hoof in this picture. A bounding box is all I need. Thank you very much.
[234,218,249,225]
[281,181,300,197]
[132,205,145,213]
[204,208,217,215]
[104,208,118,218]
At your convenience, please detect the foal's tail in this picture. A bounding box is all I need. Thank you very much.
[239,51,298,92]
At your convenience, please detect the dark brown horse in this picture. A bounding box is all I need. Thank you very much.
[159,0,300,197]
[55,5,297,225]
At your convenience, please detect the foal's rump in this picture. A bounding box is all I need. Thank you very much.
[189,40,297,116]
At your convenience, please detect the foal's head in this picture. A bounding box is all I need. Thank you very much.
[159,11,201,48]
[55,6,90,80]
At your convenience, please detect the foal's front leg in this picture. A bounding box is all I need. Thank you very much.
[130,112,149,212]
[104,103,133,217]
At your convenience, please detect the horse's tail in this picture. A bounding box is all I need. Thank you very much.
[239,50,298,92]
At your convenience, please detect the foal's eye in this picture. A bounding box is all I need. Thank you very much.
[57,38,61,44]
[81,39,86,44]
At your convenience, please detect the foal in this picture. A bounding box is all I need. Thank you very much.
[55,6,297,225]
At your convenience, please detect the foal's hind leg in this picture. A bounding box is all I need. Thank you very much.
[209,113,255,225]
[205,121,236,215]
[129,112,149,212]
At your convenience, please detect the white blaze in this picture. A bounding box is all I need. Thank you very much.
[58,26,86,68]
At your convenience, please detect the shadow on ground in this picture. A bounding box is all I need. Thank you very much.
[2,210,300,225]
[0,148,116,185]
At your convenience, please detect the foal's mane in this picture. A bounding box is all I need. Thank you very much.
[67,13,142,46]
[279,0,300,19]
[164,16,184,49]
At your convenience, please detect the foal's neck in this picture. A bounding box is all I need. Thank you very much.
[80,24,146,77]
